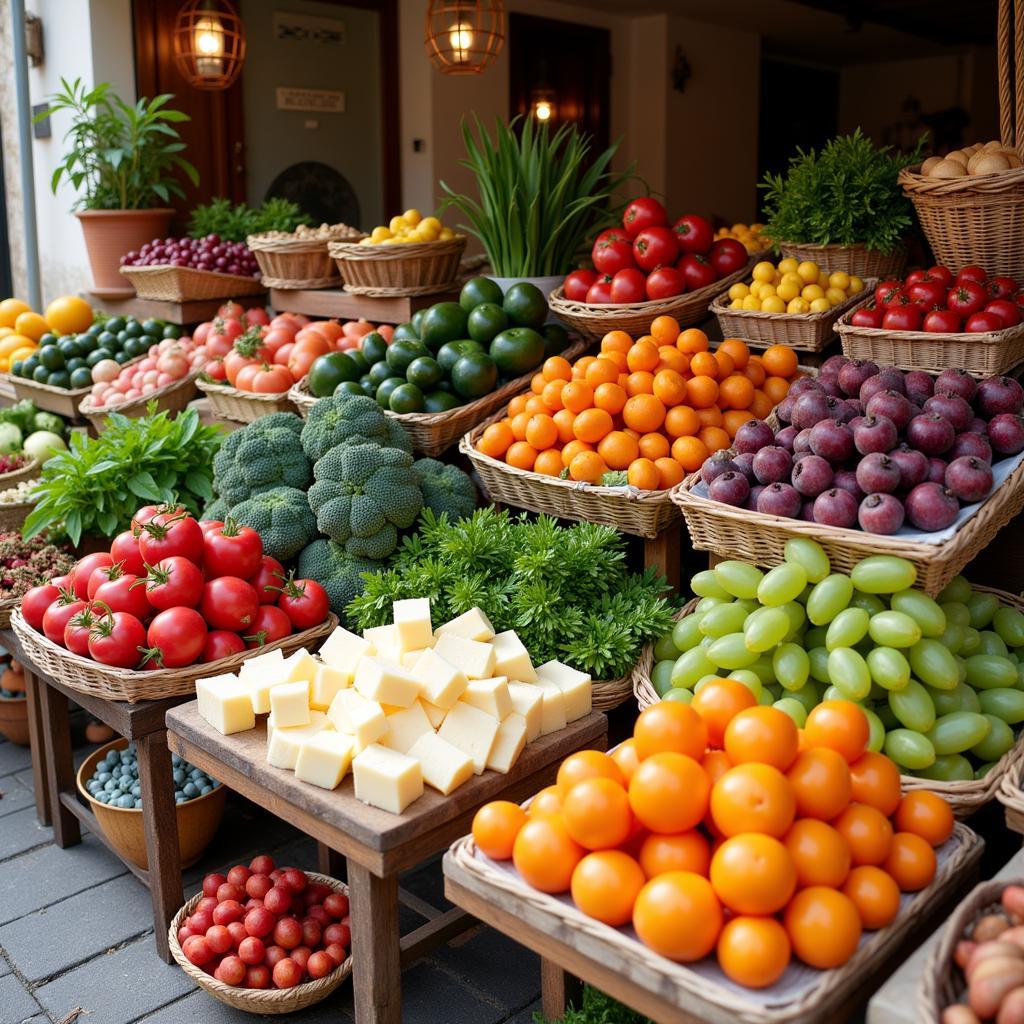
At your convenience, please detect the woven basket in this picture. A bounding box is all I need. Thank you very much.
[995,742,1024,834]
[195,378,296,423]
[4,374,93,419]
[0,501,34,533]
[328,236,466,297]
[0,598,19,630]
[0,458,39,489]
[119,265,265,302]
[709,282,875,353]
[10,609,337,703]
[79,370,201,431]
[775,241,907,280]
[546,259,755,338]
[169,871,352,1013]
[288,338,590,456]
[247,228,364,290]
[633,602,696,710]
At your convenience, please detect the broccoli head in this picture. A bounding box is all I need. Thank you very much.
[308,441,422,560]
[300,394,412,462]
[297,538,379,619]
[229,486,317,561]
[413,458,477,522]
[201,496,230,522]
[213,412,311,506]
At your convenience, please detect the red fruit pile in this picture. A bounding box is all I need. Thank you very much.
[0,453,27,474]
[18,505,330,669]
[562,199,749,305]
[850,265,1023,333]
[179,856,350,990]
[121,235,260,278]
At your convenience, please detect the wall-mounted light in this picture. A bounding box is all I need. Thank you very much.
[530,86,555,123]
[173,0,246,91]
[425,1,504,76]
[25,13,44,67]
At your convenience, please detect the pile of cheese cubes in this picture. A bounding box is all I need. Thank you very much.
[195,599,592,815]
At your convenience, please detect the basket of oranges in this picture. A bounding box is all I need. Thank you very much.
[460,319,804,538]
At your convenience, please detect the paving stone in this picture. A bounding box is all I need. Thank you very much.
[434,925,541,1012]
[399,959,506,1024]
[0,873,153,982]
[0,974,43,1023]
[33,935,193,1024]
[0,954,10,977]
[0,807,52,861]
[399,852,452,913]
[509,1000,542,1023]
[139,988,355,1024]
[0,776,37,820]
[0,739,31,779]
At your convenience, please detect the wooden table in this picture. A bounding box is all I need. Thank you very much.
[270,287,458,325]
[85,292,267,326]
[166,703,607,1024]
[2,629,190,962]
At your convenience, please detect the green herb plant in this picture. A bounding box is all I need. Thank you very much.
[347,509,676,680]
[760,129,924,253]
[440,115,636,277]
[188,197,311,242]
[535,986,653,1024]
[23,406,221,545]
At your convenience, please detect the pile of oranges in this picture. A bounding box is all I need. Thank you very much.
[475,316,802,489]
[472,692,954,988]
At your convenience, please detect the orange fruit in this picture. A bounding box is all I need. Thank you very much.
[695,405,724,429]
[784,887,862,968]
[677,328,710,354]
[506,441,538,471]
[508,393,529,417]
[842,865,901,929]
[552,408,577,443]
[573,408,614,444]
[477,422,514,459]
[569,450,608,482]
[531,372,547,395]
[848,752,902,817]
[543,355,572,381]
[650,315,681,345]
[710,763,796,838]
[562,380,595,414]
[13,311,47,342]
[717,338,750,370]
[652,369,687,407]
[723,409,754,438]
[638,831,710,879]
[634,701,709,760]
[524,395,548,416]
[622,394,666,433]
[749,390,774,420]
[573,355,596,379]
[541,380,566,411]
[784,818,851,888]
[724,706,799,772]
[597,430,639,470]
[713,350,736,379]
[702,749,732,787]
[804,701,869,763]
[633,872,722,961]
[656,346,688,374]
[763,375,791,404]
[892,791,954,847]
[686,375,719,409]
[601,349,628,371]
[672,435,710,473]
[654,457,684,488]
[525,414,558,450]
[44,295,93,335]
[562,777,633,851]
[584,357,620,389]
[699,426,732,455]
[742,361,768,388]
[627,340,660,372]
[638,432,670,459]
[884,832,936,891]
[762,344,799,378]
[833,803,894,866]
[600,330,633,355]
[534,450,564,476]
[786,747,852,820]
[625,370,655,396]
[571,850,646,927]
[529,785,563,819]
[556,750,625,800]
[561,439,593,467]
[472,800,527,859]
[691,678,758,748]
[593,382,627,415]
[717,916,790,989]
[689,351,718,379]
[0,298,30,329]
[610,738,641,782]
[664,405,700,438]
[628,752,710,834]
[512,815,585,893]
[627,458,660,489]
[510,411,531,441]
[719,374,756,410]
[710,833,796,915]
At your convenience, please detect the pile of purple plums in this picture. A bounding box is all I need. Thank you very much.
[121,235,260,278]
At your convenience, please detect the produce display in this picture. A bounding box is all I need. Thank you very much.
[920,140,1024,179]
[0,294,95,372]
[196,600,592,814]
[85,742,220,809]
[561,200,749,304]
[473,690,954,984]
[180,856,350,990]
[649,541,1024,779]
[248,221,360,244]
[0,399,69,467]
[0,532,74,604]
[476,321,801,486]
[85,333,204,409]
[714,222,772,254]
[121,235,261,278]
[726,259,865,315]
[188,197,311,242]
[360,208,457,245]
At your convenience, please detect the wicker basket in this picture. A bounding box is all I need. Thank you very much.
[169,872,352,1013]
[79,370,201,431]
[119,265,265,302]
[775,241,907,280]
[709,282,874,353]
[995,744,1024,834]
[195,378,296,423]
[0,458,39,489]
[10,608,337,703]
[546,259,755,338]
[0,501,34,533]
[328,236,466,297]
[633,602,696,710]
[247,227,364,290]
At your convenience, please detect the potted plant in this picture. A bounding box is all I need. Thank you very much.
[0,659,29,746]
[42,78,199,298]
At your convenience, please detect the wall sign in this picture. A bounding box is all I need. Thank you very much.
[276,87,345,113]
[273,11,345,45]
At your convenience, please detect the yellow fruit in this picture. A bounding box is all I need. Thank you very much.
[752,262,776,283]
[359,236,373,246]
[9,345,35,365]
[0,299,30,329]
[741,295,761,311]
[389,215,404,233]
[751,223,764,232]
[825,287,849,305]
[777,258,799,275]
[796,261,820,284]
[761,295,786,314]
[732,223,746,234]
[787,297,811,315]
[849,276,865,295]
[402,208,422,227]
[44,295,93,335]
[0,334,28,358]
[828,271,851,291]
[0,328,11,340]
[759,283,777,298]
[370,225,391,242]
[421,215,441,232]
[809,297,831,313]
[780,272,803,290]
[730,299,744,309]
[729,283,750,301]
[776,280,800,303]
[801,284,825,301]
[14,311,47,342]
[439,227,455,241]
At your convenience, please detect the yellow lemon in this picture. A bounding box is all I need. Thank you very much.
[389,215,404,233]
[780,272,803,290]
[402,208,422,227]
[776,280,800,303]
[730,298,744,309]
[787,297,811,315]
[0,328,12,340]
[439,227,455,240]
[732,223,747,234]
[420,216,441,233]
[828,271,851,292]
[729,282,750,301]
[9,345,35,365]
[801,284,825,301]
[0,299,30,329]
[848,275,865,295]
[809,297,831,313]
[752,261,776,283]
[825,287,849,306]
[796,261,820,284]
[45,295,94,335]
[741,294,761,311]
[761,295,787,314]
[14,311,47,342]
[370,225,392,242]
[758,282,777,298]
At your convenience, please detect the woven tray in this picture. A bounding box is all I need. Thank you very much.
[169,871,352,1013]
[247,228,365,290]
[775,241,907,280]
[195,378,296,423]
[446,822,981,1024]
[546,258,755,338]
[10,608,337,703]
[119,265,265,302]
[3,374,92,419]
[79,369,201,431]
[328,236,466,297]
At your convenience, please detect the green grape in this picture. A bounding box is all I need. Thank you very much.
[938,575,973,604]
[783,537,831,583]
[994,606,1024,648]
[940,602,971,627]
[968,592,1000,629]
[652,660,677,696]
[850,591,887,616]
[798,584,814,604]
[961,627,982,655]
[828,648,872,701]
[707,633,760,670]
[924,711,991,755]
[807,574,855,626]
[889,679,936,732]
[975,763,996,779]
[822,685,847,702]
[868,610,923,649]
[728,670,762,699]
[694,674,723,693]
[929,681,981,715]
[779,601,807,641]
[757,563,808,607]
[663,688,694,704]
[696,596,730,615]
[875,703,900,729]
[826,607,870,651]
[964,654,1019,690]
[747,656,777,686]
[938,623,967,655]
[700,635,715,648]
[744,607,790,652]
[890,589,947,638]
[914,754,973,781]
[907,639,960,691]
[773,697,807,727]
[804,626,828,650]
[851,556,917,594]
[699,602,750,638]
[978,631,1009,658]
[690,569,731,599]
[756,687,775,706]
[654,634,682,662]
[1010,652,1021,665]
[971,714,1015,762]
[809,647,831,683]
[978,688,1024,724]
[862,707,886,753]
[672,616,704,652]
[786,683,821,714]
[884,729,936,769]
[866,647,911,691]
[671,647,715,689]
[1017,663,1024,691]
[713,560,764,600]
[774,643,810,691]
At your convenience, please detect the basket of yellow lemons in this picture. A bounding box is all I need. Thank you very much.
[713,221,773,254]
[327,209,466,297]
[709,258,874,352]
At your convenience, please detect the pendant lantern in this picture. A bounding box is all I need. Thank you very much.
[424,1,505,76]
[173,0,246,91]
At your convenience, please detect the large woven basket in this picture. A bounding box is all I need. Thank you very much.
[10,609,337,703]
[995,744,1024,834]
[79,370,201,431]
[119,265,265,302]
[633,602,696,710]
[775,241,907,280]
[169,871,352,1013]
[0,597,20,629]
[0,458,39,489]
[195,378,295,423]
[546,259,755,338]
[328,236,466,297]
[0,500,34,533]
[247,227,364,290]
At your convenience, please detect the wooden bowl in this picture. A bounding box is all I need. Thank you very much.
[0,695,29,746]
[76,739,227,870]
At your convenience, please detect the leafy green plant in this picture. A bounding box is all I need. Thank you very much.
[42,78,198,210]
[440,116,636,277]
[536,986,653,1024]
[23,406,221,544]
[760,129,924,253]
[188,197,311,242]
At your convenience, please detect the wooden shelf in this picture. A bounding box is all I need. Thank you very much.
[270,287,458,324]
[83,291,267,326]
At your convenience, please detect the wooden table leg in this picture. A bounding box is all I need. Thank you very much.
[23,669,51,826]
[644,522,681,592]
[317,841,346,880]
[38,677,79,848]
[137,731,183,963]
[348,860,401,1024]
[541,958,584,1020]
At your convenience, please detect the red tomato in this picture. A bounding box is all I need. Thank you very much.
[71,552,114,601]
[708,238,748,277]
[204,358,228,381]
[251,364,294,394]
[93,572,152,620]
[288,337,332,381]
[610,268,647,303]
[86,562,122,601]
[218,301,245,320]
[225,351,256,386]
[947,280,988,318]
[678,253,717,291]
[646,266,686,300]
[632,227,679,272]
[563,269,598,302]
[273,343,295,367]
[199,519,224,536]
[131,503,177,536]
[109,530,145,576]
[850,307,884,328]
[246,605,293,648]
[906,280,947,309]
[144,608,207,668]
[261,327,296,354]
[249,555,286,604]
[50,574,70,589]
[42,595,86,646]
[990,276,1019,300]
[202,630,247,662]
[874,280,904,307]
[957,265,988,285]
[671,214,713,254]
[245,307,271,327]
[204,522,263,579]
[193,322,211,346]
[20,584,59,630]
[585,276,614,304]
[276,577,330,630]
[882,305,921,331]
[592,238,636,276]
[206,318,244,358]
[966,311,1005,332]
[923,309,961,333]
[594,228,630,247]
[201,577,259,631]
[927,265,954,289]
[904,268,931,286]
[622,197,668,237]
[986,298,1021,328]
[64,605,101,657]
[138,512,205,566]
[144,556,205,610]
[88,611,146,668]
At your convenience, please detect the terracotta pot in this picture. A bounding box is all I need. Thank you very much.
[76,209,175,298]
[0,695,29,746]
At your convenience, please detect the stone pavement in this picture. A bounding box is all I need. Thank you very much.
[0,712,543,1024]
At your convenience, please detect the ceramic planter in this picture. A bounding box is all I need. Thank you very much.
[76,209,175,298]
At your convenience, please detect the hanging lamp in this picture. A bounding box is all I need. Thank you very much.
[173,0,246,91]
[424,1,504,75]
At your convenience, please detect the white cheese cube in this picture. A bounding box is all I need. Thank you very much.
[537,661,592,722]
[381,701,434,754]
[393,598,433,652]
[354,657,420,707]
[411,648,468,709]
[408,733,474,795]
[363,624,401,660]
[295,731,355,790]
[400,648,430,669]
[421,700,448,729]
[432,633,495,681]
[327,689,387,750]
[266,712,328,770]
[239,649,285,714]
[507,683,544,742]
[490,630,537,683]
[533,678,567,735]
[318,626,373,675]
[310,662,350,711]
[352,744,423,813]
[435,607,495,642]
[438,701,500,774]
[283,650,320,686]
[196,674,255,735]
[269,680,311,729]
[461,677,512,720]
[487,713,528,773]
